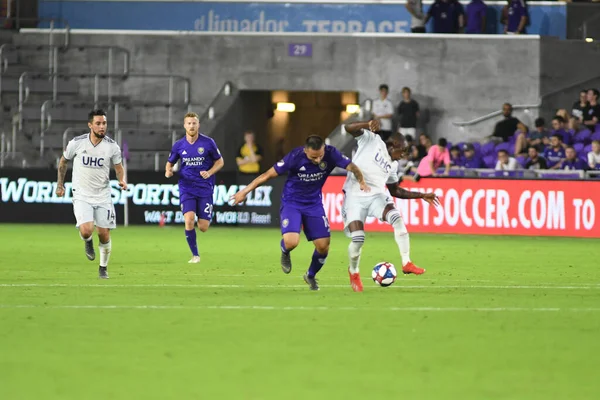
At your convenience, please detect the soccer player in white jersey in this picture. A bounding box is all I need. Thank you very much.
[55,109,127,279]
[342,120,439,292]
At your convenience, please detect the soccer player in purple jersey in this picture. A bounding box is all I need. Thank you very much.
[230,135,369,290]
[165,112,224,263]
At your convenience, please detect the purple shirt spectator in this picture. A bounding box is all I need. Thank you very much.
[506,0,528,34]
[562,158,587,171]
[463,155,483,168]
[427,0,465,33]
[465,0,487,34]
[543,147,566,168]
[553,129,571,145]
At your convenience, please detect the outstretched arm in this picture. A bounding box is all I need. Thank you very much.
[344,120,380,138]
[230,167,279,205]
[386,182,440,207]
[346,162,370,192]
[55,156,69,197]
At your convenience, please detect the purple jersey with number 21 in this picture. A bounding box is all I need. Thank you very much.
[273,145,351,240]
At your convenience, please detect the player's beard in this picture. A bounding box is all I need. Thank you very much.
[92,129,105,139]
[186,129,198,137]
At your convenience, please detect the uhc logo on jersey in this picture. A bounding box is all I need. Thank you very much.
[374,152,392,173]
[81,155,105,167]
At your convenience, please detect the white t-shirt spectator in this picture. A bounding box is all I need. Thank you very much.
[495,157,519,171]
[588,151,600,169]
[372,98,394,131]
[407,0,425,29]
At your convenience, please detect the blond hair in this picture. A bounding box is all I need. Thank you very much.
[184,112,199,120]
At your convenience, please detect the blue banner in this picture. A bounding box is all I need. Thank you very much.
[38,1,566,37]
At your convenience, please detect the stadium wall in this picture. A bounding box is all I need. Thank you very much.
[15,31,543,142]
[37,0,567,38]
[1,170,599,238]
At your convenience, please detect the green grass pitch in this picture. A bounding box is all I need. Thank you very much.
[1,224,599,399]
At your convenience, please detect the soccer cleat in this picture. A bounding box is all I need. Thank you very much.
[85,239,95,261]
[303,273,319,291]
[99,266,109,279]
[280,251,292,274]
[188,256,201,264]
[402,262,426,275]
[348,269,364,292]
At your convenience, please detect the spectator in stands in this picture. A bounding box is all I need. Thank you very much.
[560,147,588,171]
[588,140,600,170]
[450,145,464,167]
[236,130,263,174]
[514,117,544,155]
[583,88,600,130]
[488,103,527,144]
[544,134,566,170]
[372,84,395,142]
[406,0,426,33]
[397,87,420,138]
[551,116,571,145]
[525,146,547,170]
[572,90,589,122]
[504,0,528,35]
[416,137,451,178]
[409,144,423,165]
[462,143,484,168]
[568,116,589,140]
[495,149,519,170]
[465,0,487,34]
[425,0,465,34]
[417,133,432,159]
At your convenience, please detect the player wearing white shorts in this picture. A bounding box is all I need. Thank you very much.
[342,120,439,292]
[55,109,128,279]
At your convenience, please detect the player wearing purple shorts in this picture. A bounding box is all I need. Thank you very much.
[231,135,368,290]
[165,112,224,263]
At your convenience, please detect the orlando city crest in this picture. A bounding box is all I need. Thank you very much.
[282,219,289,228]
[198,147,205,155]
[319,161,327,170]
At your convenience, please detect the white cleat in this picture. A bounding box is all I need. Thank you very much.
[188,256,201,264]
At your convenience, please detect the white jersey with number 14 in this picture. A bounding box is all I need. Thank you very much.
[343,129,399,197]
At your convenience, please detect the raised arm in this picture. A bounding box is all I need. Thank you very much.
[55,156,69,197]
[344,120,380,138]
[230,167,279,205]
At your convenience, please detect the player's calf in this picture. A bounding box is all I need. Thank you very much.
[80,231,95,261]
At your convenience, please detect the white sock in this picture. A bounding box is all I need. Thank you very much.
[99,240,112,268]
[387,210,411,266]
[80,232,92,241]
[348,230,365,274]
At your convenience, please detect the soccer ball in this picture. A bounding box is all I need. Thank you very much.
[372,262,397,287]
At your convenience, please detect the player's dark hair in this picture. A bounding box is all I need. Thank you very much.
[438,138,448,148]
[552,116,565,124]
[379,84,389,92]
[305,135,325,150]
[497,149,508,155]
[88,109,107,123]
[534,117,545,127]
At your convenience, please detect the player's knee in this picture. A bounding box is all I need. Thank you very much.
[315,242,330,254]
[80,227,93,239]
[98,231,110,244]
[197,221,209,233]
[284,237,300,250]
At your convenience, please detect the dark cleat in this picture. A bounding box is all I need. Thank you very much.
[85,239,95,261]
[303,273,319,291]
[281,251,292,274]
[99,266,109,279]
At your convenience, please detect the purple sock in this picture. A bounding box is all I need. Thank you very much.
[185,229,199,257]
[307,250,327,278]
[280,239,290,255]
